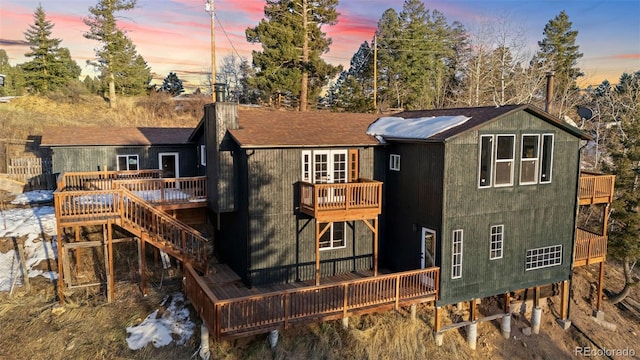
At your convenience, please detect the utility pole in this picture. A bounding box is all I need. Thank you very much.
[206,0,216,103]
[373,35,377,113]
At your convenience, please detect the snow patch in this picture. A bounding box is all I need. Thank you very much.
[10,190,54,205]
[126,293,195,350]
[367,115,470,140]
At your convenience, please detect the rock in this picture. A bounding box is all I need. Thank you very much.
[522,327,532,336]
[52,306,65,316]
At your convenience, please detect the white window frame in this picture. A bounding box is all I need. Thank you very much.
[451,229,463,279]
[490,225,504,260]
[540,134,554,184]
[319,222,346,250]
[494,134,515,187]
[302,150,311,182]
[519,134,540,185]
[116,154,139,171]
[525,245,562,271]
[389,154,401,171]
[478,135,494,188]
[200,144,206,166]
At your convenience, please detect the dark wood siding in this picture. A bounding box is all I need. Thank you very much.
[205,103,237,212]
[437,111,580,305]
[243,147,376,286]
[50,145,197,176]
[381,142,445,271]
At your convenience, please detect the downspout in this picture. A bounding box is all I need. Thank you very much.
[567,141,589,319]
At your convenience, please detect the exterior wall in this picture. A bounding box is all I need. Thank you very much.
[239,146,377,286]
[437,111,581,305]
[381,142,445,271]
[49,145,198,176]
[205,103,237,212]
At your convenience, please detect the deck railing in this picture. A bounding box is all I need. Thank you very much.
[57,170,163,191]
[185,265,439,340]
[574,228,607,266]
[54,187,208,270]
[114,177,207,204]
[579,173,615,205]
[299,179,382,217]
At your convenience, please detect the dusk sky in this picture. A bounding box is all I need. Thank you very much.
[1,0,639,91]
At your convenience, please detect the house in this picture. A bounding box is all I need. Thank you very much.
[366,104,591,309]
[190,104,384,286]
[41,126,199,178]
[47,102,614,343]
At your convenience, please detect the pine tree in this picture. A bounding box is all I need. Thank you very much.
[325,42,374,112]
[84,0,146,108]
[22,5,80,94]
[535,10,583,117]
[159,72,184,96]
[246,0,341,110]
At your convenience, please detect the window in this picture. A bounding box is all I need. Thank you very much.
[525,245,562,270]
[389,154,401,171]
[494,135,515,186]
[301,149,355,184]
[478,135,493,187]
[520,134,540,184]
[451,229,463,279]
[490,225,503,260]
[302,150,311,182]
[117,155,138,171]
[319,222,345,250]
[540,134,554,183]
[200,145,206,166]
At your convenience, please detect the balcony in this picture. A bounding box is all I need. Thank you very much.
[579,172,615,205]
[299,179,383,222]
[574,228,607,267]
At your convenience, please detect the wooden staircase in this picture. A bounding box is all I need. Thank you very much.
[54,179,209,273]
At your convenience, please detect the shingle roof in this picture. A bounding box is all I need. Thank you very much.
[41,127,195,146]
[228,110,381,148]
[382,104,591,141]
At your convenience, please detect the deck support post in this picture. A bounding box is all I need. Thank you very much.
[342,317,349,329]
[469,299,477,322]
[596,260,604,313]
[467,322,477,350]
[434,305,442,346]
[57,225,65,305]
[410,304,416,321]
[501,314,511,339]
[315,221,320,286]
[373,218,378,276]
[105,222,115,302]
[268,330,279,349]
[138,237,147,296]
[556,280,571,330]
[531,306,542,334]
[199,323,210,360]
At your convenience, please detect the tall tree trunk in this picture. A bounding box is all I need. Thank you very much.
[109,73,117,109]
[608,256,635,304]
[299,0,309,112]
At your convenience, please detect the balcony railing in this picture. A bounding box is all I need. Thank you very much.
[574,228,607,267]
[579,173,615,205]
[184,264,439,340]
[299,179,382,221]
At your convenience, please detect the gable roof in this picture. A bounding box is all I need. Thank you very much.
[41,127,194,146]
[370,104,591,142]
[225,109,381,148]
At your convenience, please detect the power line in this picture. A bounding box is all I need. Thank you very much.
[215,13,244,61]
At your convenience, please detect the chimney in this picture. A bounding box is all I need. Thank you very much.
[214,82,227,103]
[204,102,238,213]
[545,71,555,114]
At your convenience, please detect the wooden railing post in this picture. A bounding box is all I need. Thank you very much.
[343,283,349,318]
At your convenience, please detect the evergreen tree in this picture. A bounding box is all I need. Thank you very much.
[325,41,374,112]
[246,0,341,110]
[84,0,146,108]
[600,71,640,303]
[0,50,15,96]
[22,5,80,94]
[159,72,184,96]
[534,10,583,117]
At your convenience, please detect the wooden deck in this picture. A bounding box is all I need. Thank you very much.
[299,179,382,222]
[184,263,439,340]
[574,228,607,267]
[578,173,615,205]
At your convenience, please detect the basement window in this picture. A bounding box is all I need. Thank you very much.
[319,222,346,250]
[525,245,562,270]
[117,155,139,171]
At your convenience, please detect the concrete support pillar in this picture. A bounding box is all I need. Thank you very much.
[531,307,542,334]
[199,324,211,360]
[410,304,417,321]
[467,322,477,350]
[434,332,443,347]
[268,330,279,350]
[342,317,349,329]
[501,314,511,339]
